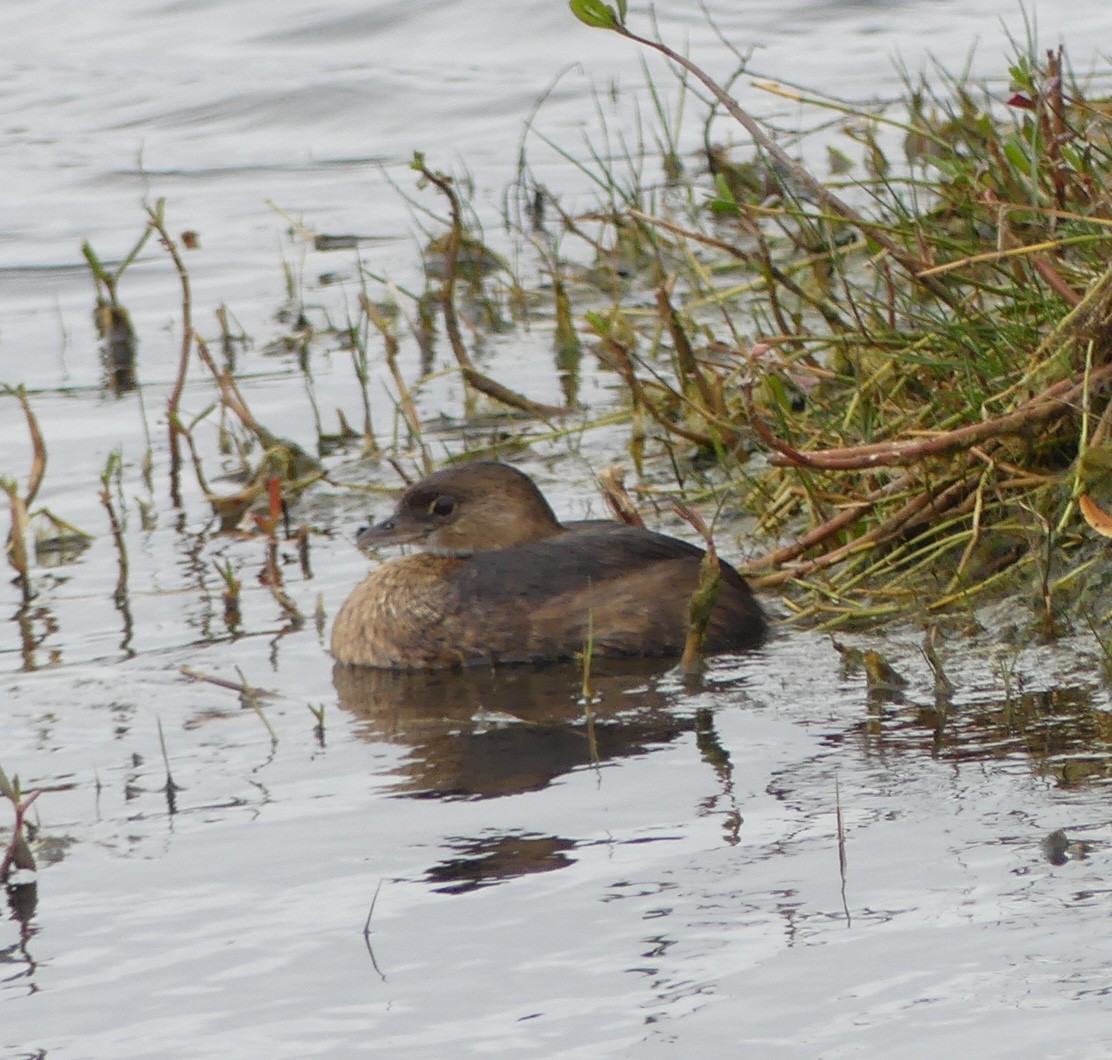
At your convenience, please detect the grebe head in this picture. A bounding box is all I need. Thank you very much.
[355,461,563,556]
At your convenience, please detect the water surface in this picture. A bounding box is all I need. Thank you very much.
[4,1,1112,1056]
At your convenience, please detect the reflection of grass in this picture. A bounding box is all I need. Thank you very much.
[864,676,1112,786]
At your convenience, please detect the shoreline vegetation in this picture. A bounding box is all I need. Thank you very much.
[564,2,1112,638]
[6,4,1112,649]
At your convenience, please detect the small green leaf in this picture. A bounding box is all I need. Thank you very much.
[707,172,738,214]
[584,309,609,335]
[569,0,617,30]
[827,145,853,176]
[1002,136,1031,172]
[765,374,792,412]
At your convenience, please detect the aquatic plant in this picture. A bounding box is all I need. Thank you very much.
[562,4,1112,629]
[0,766,41,883]
[82,227,148,392]
[411,152,566,420]
[1,388,45,603]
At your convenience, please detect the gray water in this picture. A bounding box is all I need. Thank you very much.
[4,1,1112,1056]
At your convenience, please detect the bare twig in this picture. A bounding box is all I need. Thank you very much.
[412,154,566,419]
[146,200,193,506]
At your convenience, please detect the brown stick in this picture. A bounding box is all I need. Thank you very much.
[361,294,418,442]
[3,387,47,508]
[413,156,565,420]
[758,360,1112,470]
[146,200,193,507]
[180,665,276,698]
[755,480,964,586]
[737,472,918,573]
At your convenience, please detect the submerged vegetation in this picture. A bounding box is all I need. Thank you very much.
[6,6,1112,649]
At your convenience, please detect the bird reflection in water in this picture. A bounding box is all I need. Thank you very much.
[334,657,696,799]
[333,658,735,890]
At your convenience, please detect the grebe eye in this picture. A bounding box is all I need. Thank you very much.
[429,495,456,518]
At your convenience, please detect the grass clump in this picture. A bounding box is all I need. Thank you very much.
[559,7,1112,629]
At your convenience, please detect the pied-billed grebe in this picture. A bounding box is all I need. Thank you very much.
[330,461,766,669]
